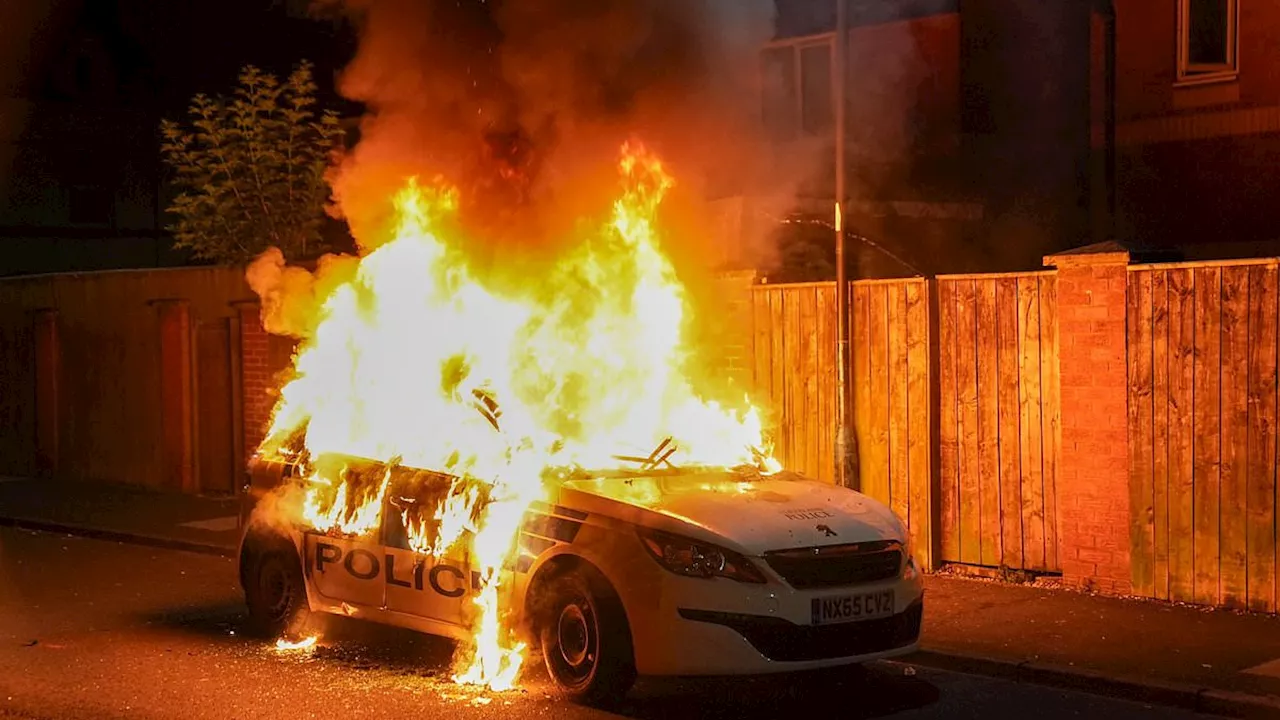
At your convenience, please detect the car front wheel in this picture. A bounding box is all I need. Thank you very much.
[244,545,311,639]
[539,566,636,705]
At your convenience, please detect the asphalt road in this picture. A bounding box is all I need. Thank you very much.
[0,527,1222,720]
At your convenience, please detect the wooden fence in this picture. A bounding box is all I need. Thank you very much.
[752,283,838,484]
[750,278,933,568]
[937,272,1061,572]
[1127,260,1279,611]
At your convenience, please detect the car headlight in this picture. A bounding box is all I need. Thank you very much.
[636,528,766,583]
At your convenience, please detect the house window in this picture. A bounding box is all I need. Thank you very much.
[1177,0,1238,84]
[761,37,834,142]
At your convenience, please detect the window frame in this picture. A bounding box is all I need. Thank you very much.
[1176,0,1239,86]
[761,33,836,142]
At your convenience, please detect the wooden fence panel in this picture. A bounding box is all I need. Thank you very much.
[1193,267,1222,606]
[863,283,890,504]
[905,281,931,565]
[1040,276,1061,572]
[954,278,981,565]
[750,279,932,568]
[750,284,837,484]
[996,278,1023,570]
[1169,268,1196,602]
[1152,271,1171,599]
[1247,265,1277,613]
[1220,266,1249,608]
[937,272,1060,572]
[1017,275,1048,571]
[939,281,960,563]
[851,279,932,567]
[1128,259,1280,611]
[1128,270,1155,597]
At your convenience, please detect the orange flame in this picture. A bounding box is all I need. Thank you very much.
[257,142,777,690]
[274,636,318,652]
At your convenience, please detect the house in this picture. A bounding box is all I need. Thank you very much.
[1115,0,1280,259]
[733,0,1115,280]
[0,0,352,277]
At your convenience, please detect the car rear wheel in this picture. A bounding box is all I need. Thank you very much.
[539,566,636,706]
[244,546,311,639]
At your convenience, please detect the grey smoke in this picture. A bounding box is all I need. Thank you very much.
[317,0,784,271]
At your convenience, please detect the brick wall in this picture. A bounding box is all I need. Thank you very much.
[238,303,274,463]
[709,270,757,393]
[1045,247,1131,593]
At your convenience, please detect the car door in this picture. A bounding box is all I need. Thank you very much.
[305,531,387,610]
[381,468,476,626]
[303,463,390,611]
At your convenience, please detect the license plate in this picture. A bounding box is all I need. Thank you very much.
[811,589,895,625]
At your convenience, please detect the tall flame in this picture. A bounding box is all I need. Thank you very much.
[257,142,777,690]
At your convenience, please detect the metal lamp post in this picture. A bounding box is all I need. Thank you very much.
[833,0,855,489]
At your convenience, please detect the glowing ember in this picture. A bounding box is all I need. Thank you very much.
[255,142,777,690]
[275,636,319,652]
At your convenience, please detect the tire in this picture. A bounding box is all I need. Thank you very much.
[538,566,637,706]
[243,542,311,639]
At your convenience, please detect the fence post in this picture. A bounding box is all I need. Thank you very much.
[1044,243,1131,593]
[154,299,196,494]
[32,309,59,478]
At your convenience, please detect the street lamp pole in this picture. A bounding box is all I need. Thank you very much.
[833,0,854,489]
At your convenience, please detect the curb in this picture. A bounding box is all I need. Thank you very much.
[0,517,236,559]
[899,650,1280,719]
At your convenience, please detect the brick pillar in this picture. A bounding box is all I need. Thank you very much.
[33,309,59,477]
[155,300,196,493]
[1045,244,1131,594]
[711,269,758,392]
[238,302,273,463]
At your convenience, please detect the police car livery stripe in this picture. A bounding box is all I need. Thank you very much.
[552,505,588,521]
[521,512,583,544]
[515,531,559,574]
[527,501,589,522]
[519,534,557,556]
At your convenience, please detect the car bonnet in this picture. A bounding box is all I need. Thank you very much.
[557,470,906,555]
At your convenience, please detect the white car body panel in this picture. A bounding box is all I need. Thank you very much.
[241,462,924,677]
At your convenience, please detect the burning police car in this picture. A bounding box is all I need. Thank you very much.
[237,449,923,704]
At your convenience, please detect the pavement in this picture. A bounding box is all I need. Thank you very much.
[0,476,241,557]
[3,476,1280,718]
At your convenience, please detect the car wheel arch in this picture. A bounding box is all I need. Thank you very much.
[239,524,302,588]
[522,552,633,650]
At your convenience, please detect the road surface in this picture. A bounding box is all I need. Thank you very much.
[0,527,1220,720]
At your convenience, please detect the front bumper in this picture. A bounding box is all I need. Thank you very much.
[677,597,922,663]
[618,550,925,676]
